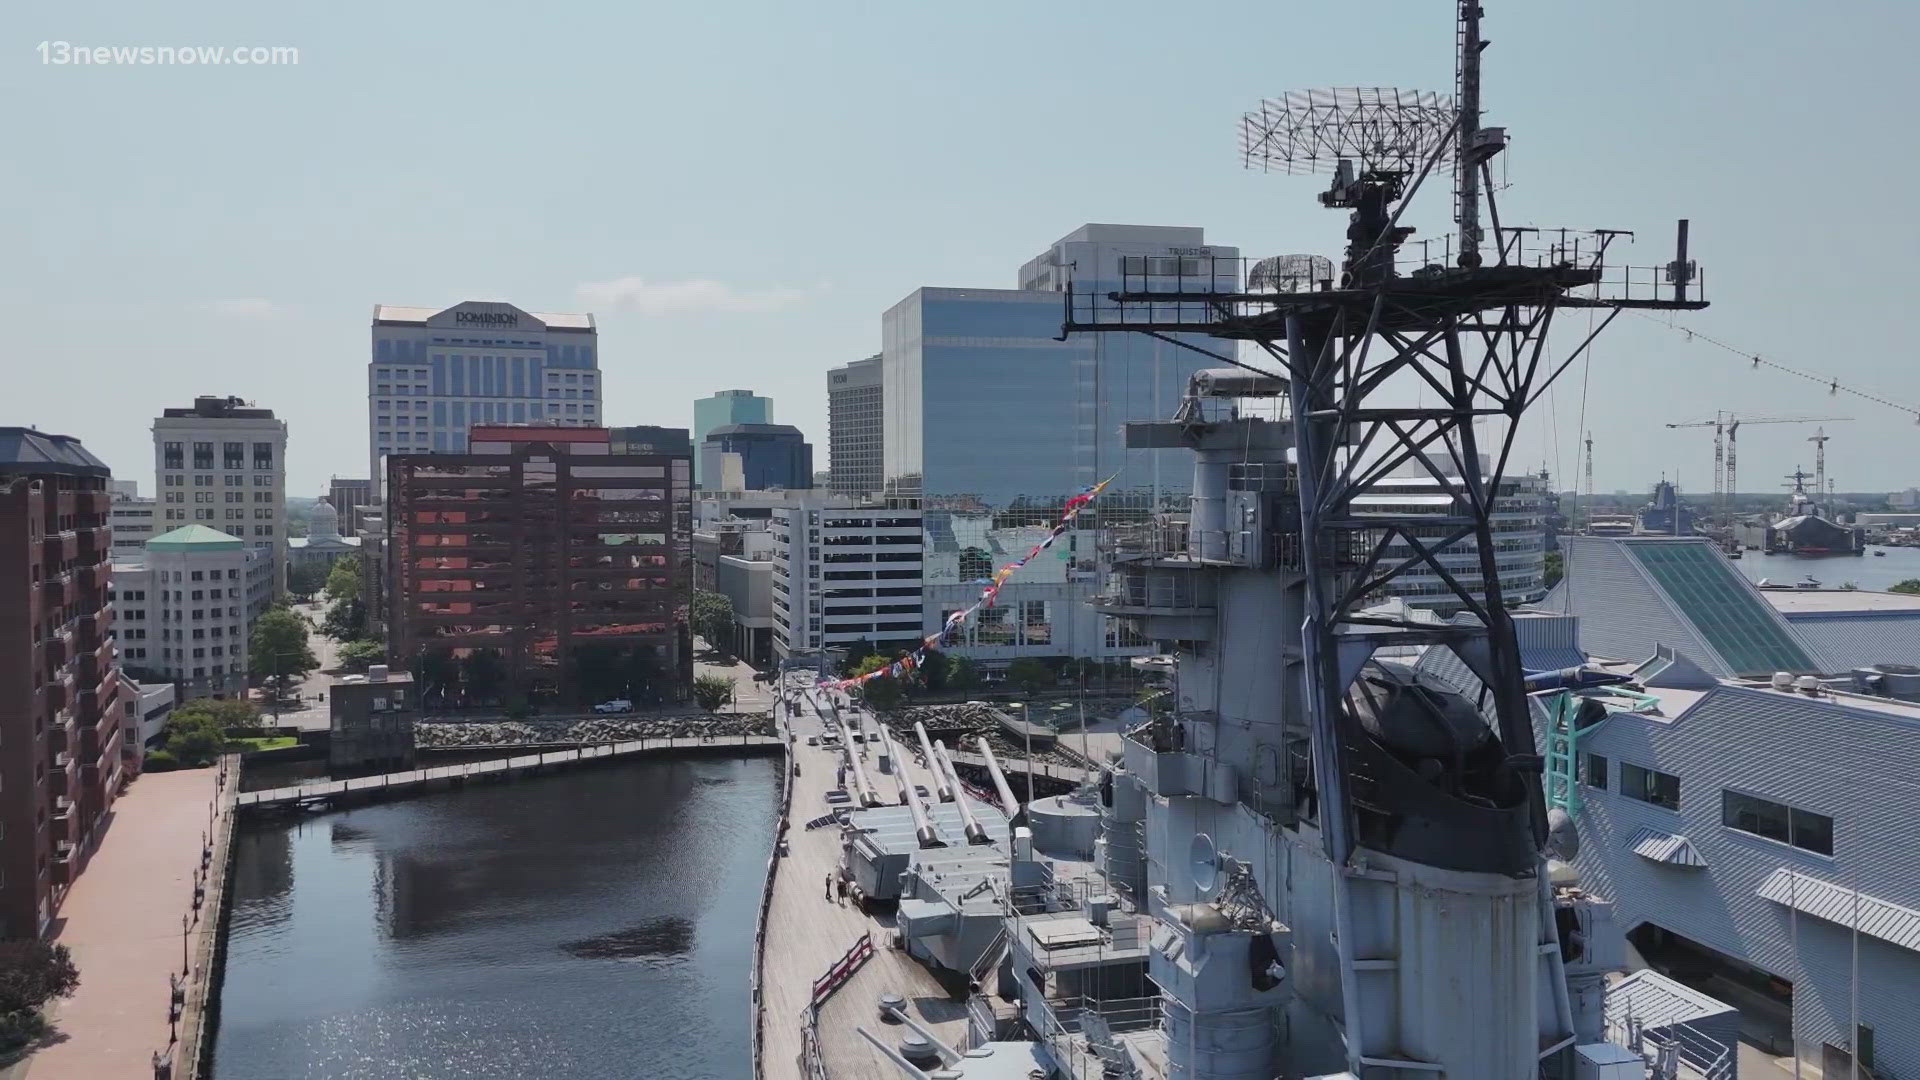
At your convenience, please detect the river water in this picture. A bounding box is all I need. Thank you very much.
[1734,545,1920,592]
[211,754,780,1079]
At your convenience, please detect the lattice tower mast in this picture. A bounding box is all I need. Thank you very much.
[1064,3,1708,1076]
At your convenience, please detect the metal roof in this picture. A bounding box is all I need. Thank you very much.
[1779,610,1920,671]
[1757,867,1920,954]
[1604,969,1736,1031]
[1626,827,1707,867]
[0,428,109,478]
[146,524,244,551]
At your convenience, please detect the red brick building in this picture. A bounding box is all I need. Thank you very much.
[0,429,123,938]
[384,426,691,708]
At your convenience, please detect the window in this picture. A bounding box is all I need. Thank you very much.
[1721,790,1833,855]
[193,442,214,468]
[1582,752,1608,789]
[253,442,274,469]
[163,442,184,469]
[1621,763,1680,810]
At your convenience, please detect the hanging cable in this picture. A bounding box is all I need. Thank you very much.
[1632,311,1920,421]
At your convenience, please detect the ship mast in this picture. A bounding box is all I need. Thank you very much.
[1066,3,1706,1075]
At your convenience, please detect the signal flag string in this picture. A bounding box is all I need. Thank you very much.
[1633,311,1920,421]
[820,473,1119,690]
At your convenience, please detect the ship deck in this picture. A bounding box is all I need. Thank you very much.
[760,681,981,1079]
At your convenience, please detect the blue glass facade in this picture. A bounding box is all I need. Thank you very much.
[883,288,1203,511]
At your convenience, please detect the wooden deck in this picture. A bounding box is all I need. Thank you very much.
[235,735,783,812]
[758,687,981,1080]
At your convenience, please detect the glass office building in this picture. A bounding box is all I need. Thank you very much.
[880,225,1240,661]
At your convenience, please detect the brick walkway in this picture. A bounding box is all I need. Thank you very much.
[12,767,224,1080]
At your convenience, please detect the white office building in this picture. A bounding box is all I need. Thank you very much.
[109,483,158,563]
[110,524,257,701]
[1352,458,1549,611]
[153,396,287,612]
[771,505,923,661]
[368,300,600,498]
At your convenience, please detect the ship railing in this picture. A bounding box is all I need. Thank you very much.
[1607,1010,1734,1080]
[749,715,797,1080]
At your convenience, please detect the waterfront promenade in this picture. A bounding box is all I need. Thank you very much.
[7,765,230,1080]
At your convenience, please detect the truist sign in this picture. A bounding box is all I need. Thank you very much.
[455,311,519,328]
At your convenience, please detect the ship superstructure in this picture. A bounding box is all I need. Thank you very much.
[774,4,1724,1078]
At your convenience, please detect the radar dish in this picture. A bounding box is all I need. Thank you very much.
[1189,833,1220,897]
[1242,88,1456,177]
[1249,254,1334,293]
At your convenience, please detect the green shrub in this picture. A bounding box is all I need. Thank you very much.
[143,749,178,772]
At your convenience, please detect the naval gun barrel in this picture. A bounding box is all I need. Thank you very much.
[913,722,953,801]
[975,736,1022,820]
[891,732,941,848]
[933,740,989,844]
[843,720,882,807]
[884,731,913,806]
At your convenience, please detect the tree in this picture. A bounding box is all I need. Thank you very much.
[692,673,735,712]
[173,698,263,733]
[919,647,948,693]
[690,590,735,652]
[838,639,877,677]
[415,650,461,705]
[1544,549,1565,590]
[337,639,386,673]
[162,710,227,767]
[859,673,903,712]
[948,656,980,691]
[249,608,318,685]
[1007,657,1054,694]
[322,597,369,642]
[460,648,505,704]
[286,560,330,600]
[323,556,362,604]
[0,939,79,1046]
[1892,579,1920,595]
[851,655,903,712]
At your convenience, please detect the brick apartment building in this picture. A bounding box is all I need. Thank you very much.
[384,426,691,708]
[0,429,123,938]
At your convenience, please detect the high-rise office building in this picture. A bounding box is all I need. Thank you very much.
[692,390,772,486]
[0,429,122,938]
[882,224,1238,664]
[771,505,923,661]
[327,477,373,535]
[700,424,813,492]
[828,355,884,497]
[153,396,287,613]
[369,301,601,499]
[385,426,691,707]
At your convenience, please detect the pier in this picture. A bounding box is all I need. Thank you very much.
[237,735,783,815]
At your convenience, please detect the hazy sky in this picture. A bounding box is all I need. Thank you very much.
[7,0,1917,498]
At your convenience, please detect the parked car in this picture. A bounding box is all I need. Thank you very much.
[825,789,852,804]
[593,699,633,714]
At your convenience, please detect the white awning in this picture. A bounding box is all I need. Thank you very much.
[1757,868,1920,953]
[1627,827,1706,867]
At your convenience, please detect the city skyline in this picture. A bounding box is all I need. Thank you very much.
[9,1,1920,496]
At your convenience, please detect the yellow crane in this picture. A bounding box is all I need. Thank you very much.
[1665,412,1851,529]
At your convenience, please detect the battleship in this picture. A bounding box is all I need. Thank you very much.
[755,3,1717,1077]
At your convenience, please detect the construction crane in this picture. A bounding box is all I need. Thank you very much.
[1665,412,1851,529]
